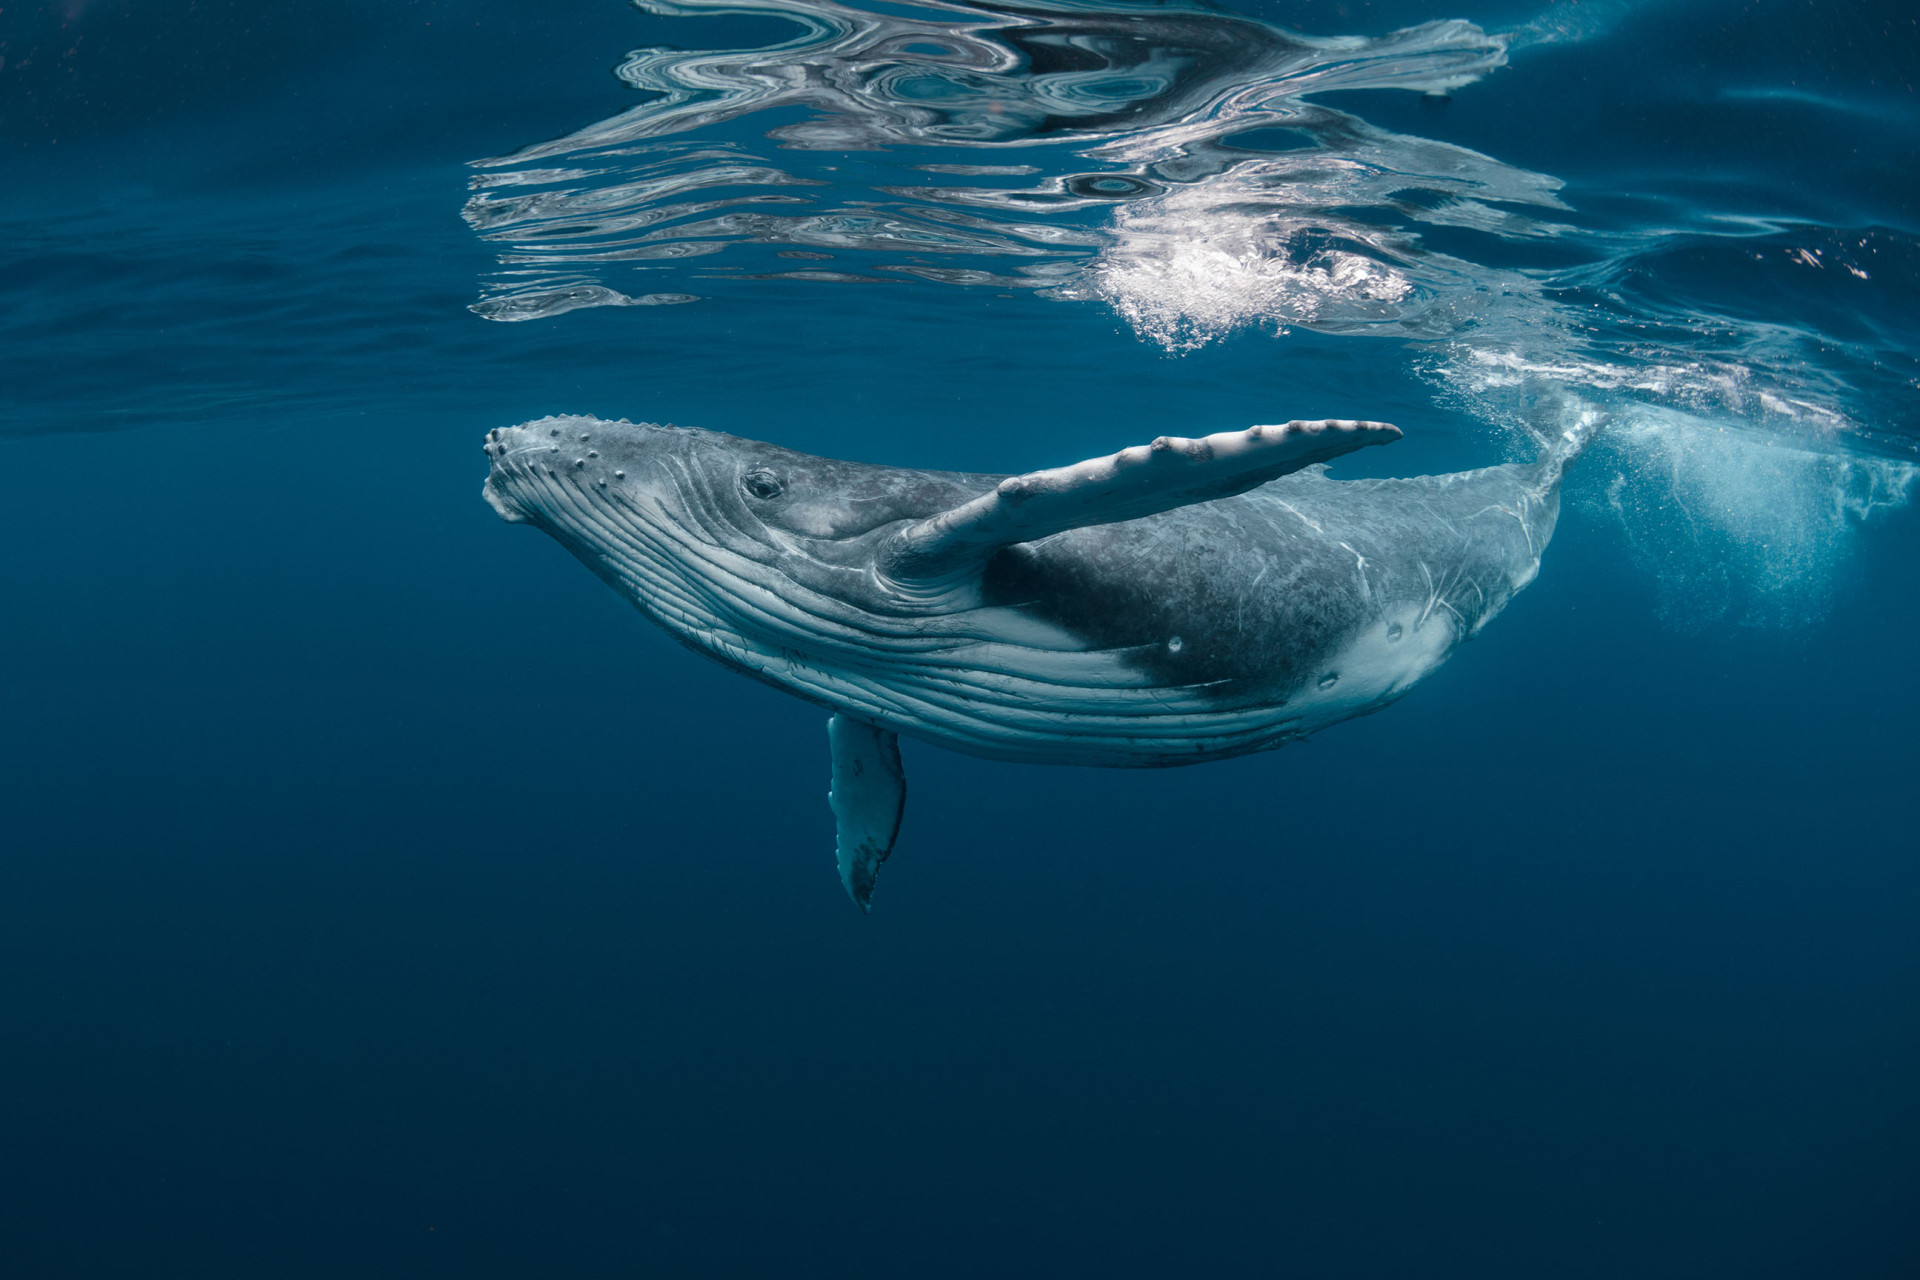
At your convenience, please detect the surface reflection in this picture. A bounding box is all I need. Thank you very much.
[463,0,1543,332]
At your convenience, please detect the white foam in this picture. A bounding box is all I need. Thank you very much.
[1087,202,1416,353]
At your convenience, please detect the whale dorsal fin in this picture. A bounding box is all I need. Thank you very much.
[883,419,1400,583]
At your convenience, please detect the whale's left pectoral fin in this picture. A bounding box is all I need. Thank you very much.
[884,418,1400,582]
[828,713,905,912]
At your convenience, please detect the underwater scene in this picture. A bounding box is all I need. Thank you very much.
[3,0,1916,1274]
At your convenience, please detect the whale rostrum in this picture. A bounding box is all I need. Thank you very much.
[484,414,1585,909]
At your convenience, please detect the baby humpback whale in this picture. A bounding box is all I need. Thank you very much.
[483,414,1585,909]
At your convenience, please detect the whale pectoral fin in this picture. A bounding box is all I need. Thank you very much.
[883,419,1400,581]
[828,713,905,913]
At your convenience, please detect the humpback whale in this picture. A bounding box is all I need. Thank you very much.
[483,415,1586,908]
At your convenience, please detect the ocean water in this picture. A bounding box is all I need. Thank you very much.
[2,0,1917,1275]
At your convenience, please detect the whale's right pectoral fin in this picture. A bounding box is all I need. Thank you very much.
[828,713,905,912]
[883,418,1400,582]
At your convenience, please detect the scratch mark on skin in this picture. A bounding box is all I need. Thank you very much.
[1272,500,1323,533]
[1416,560,1474,633]
[1417,561,1439,631]
[1337,540,1371,604]
[1471,499,1540,557]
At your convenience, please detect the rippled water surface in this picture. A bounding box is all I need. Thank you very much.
[3,1,1917,1276]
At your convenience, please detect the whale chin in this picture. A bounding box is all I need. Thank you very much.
[481,474,529,524]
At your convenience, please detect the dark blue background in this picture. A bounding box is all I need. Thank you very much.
[3,2,1916,1275]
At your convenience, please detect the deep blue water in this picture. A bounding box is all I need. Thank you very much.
[3,1,1918,1275]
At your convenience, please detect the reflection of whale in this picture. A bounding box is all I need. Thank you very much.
[483,413,1592,908]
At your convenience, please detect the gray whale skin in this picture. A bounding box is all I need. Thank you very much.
[483,414,1584,909]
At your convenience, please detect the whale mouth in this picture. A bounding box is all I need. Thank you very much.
[481,425,535,523]
[481,473,527,523]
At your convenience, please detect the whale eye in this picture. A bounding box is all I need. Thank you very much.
[742,468,784,500]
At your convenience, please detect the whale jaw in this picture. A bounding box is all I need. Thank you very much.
[480,423,549,523]
[481,474,529,523]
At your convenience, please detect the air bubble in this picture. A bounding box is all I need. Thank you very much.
[1167,636,1184,653]
[1386,622,1403,641]
[1317,673,1339,690]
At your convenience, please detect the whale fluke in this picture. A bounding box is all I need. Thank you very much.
[828,714,906,911]
[883,419,1401,583]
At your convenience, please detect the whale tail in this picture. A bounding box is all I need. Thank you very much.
[1528,401,1609,496]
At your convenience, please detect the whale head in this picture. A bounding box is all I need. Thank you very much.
[481,415,997,640]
